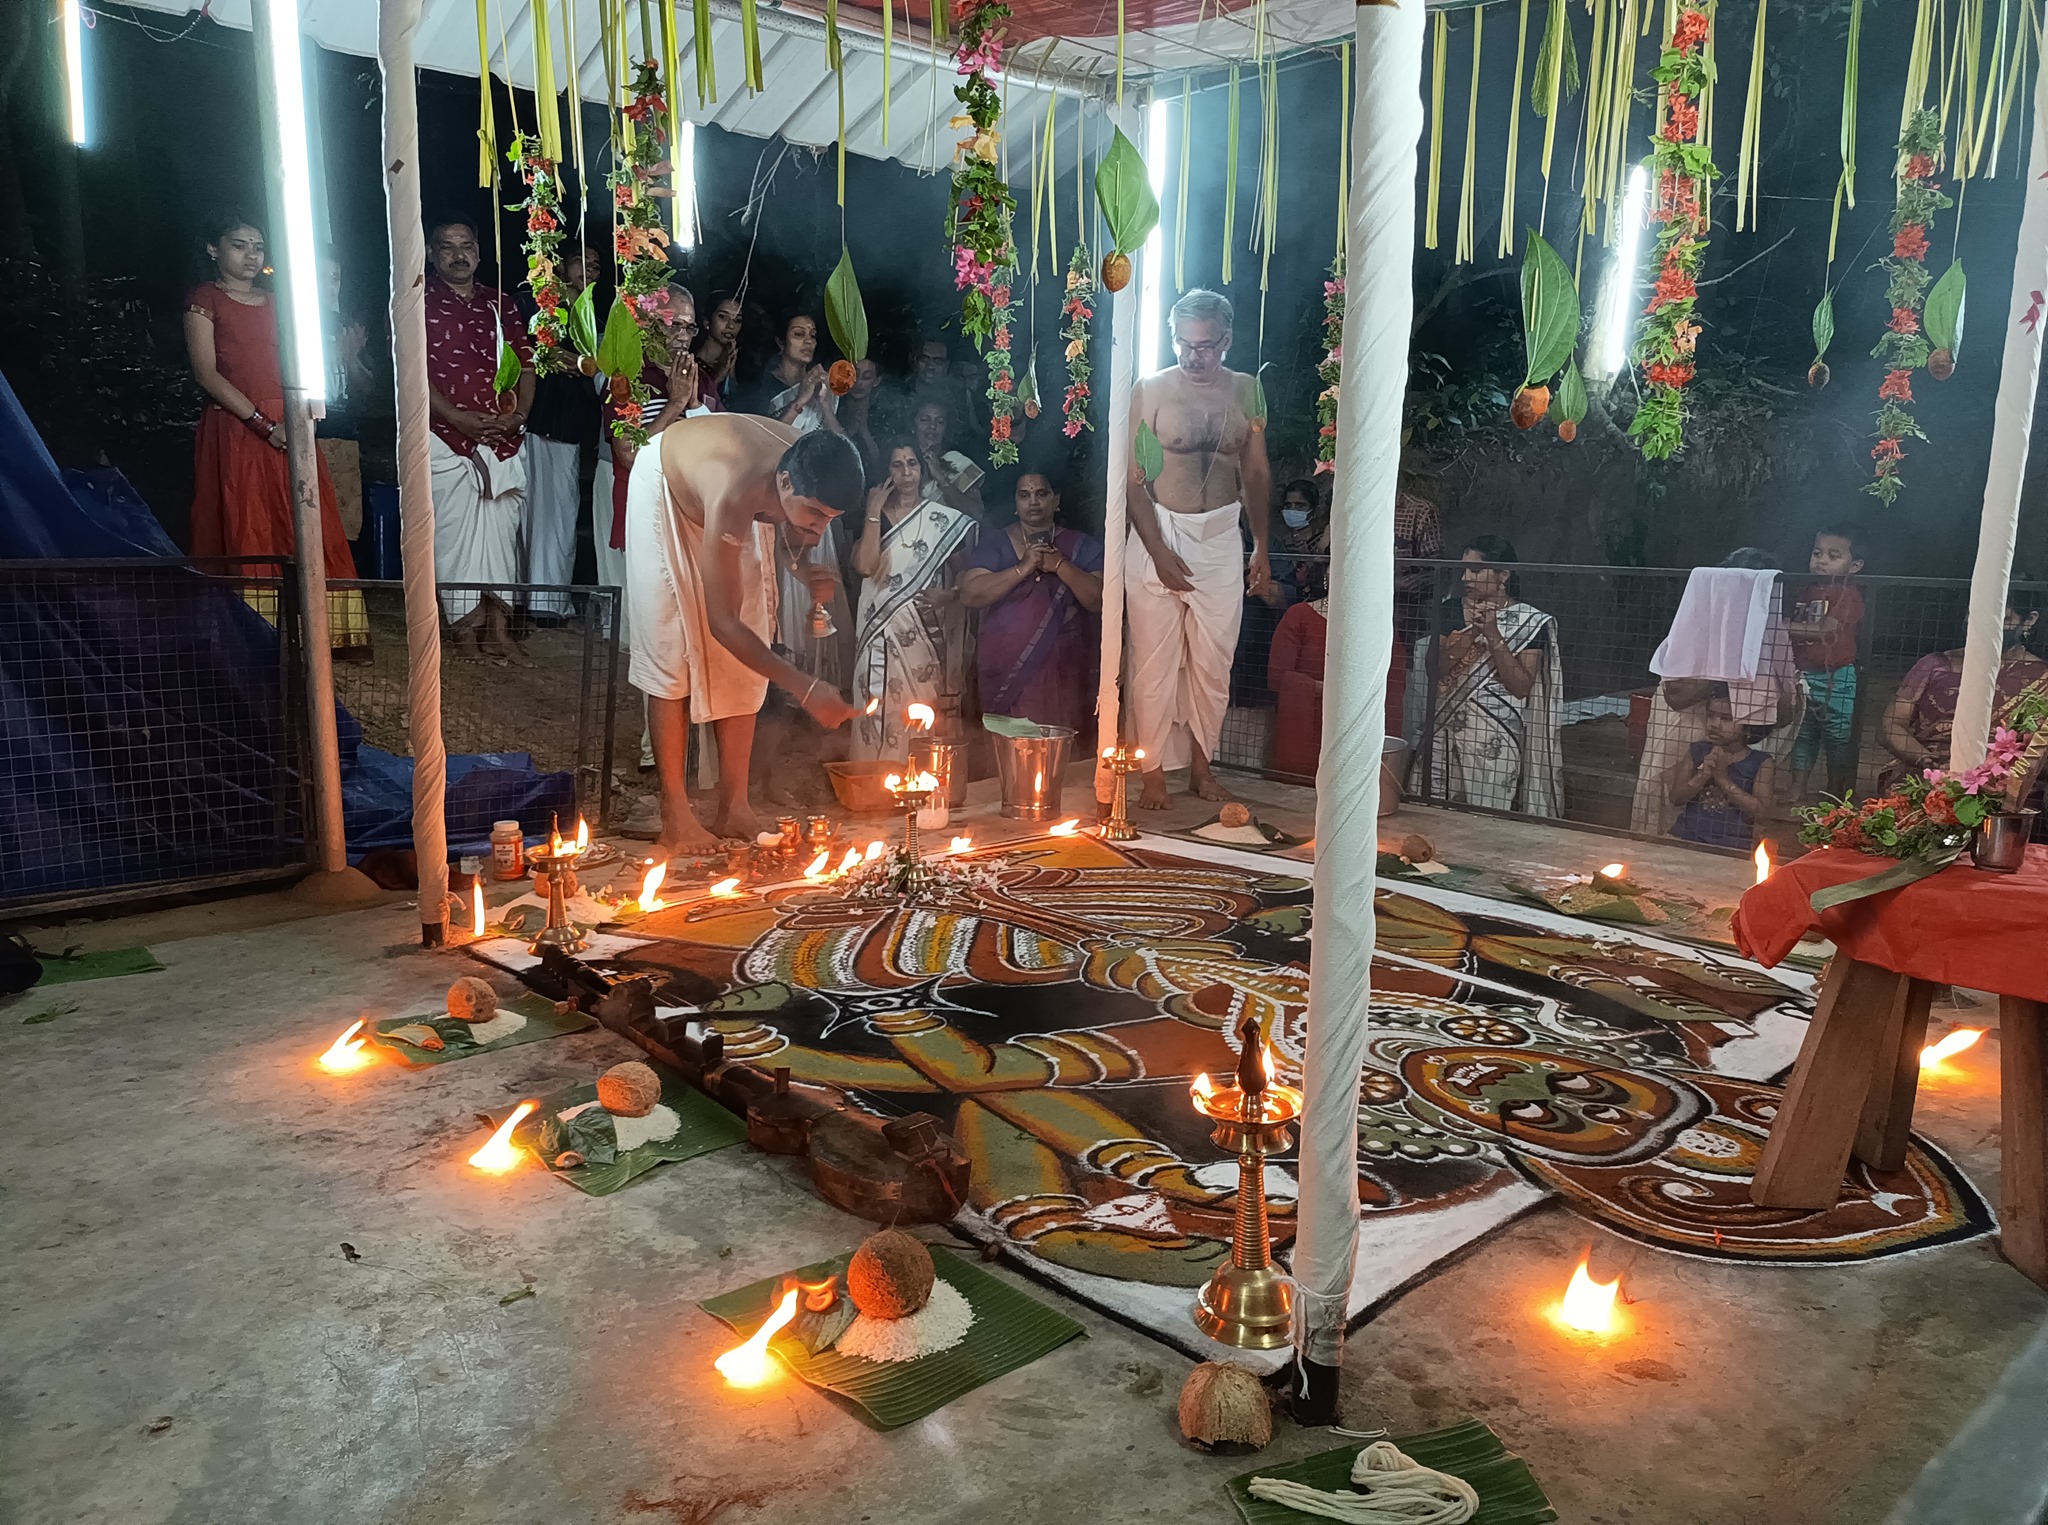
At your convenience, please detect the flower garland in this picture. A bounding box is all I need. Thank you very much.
[1314,259,1344,473]
[1868,109,1952,505]
[1627,3,1715,462]
[509,133,575,378]
[605,59,676,447]
[1060,245,1095,437]
[948,0,1018,463]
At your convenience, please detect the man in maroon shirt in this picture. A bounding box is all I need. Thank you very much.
[425,214,534,663]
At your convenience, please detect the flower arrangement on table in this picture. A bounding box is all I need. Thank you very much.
[1314,259,1344,473]
[1867,109,1954,505]
[949,0,1019,466]
[1060,246,1094,437]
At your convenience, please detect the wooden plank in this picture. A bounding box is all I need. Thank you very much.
[1853,976,1936,1173]
[1752,957,1906,1209]
[2000,996,2048,1289]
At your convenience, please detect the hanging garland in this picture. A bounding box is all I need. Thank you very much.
[986,278,1018,465]
[1314,258,1344,473]
[509,133,576,379]
[600,58,678,447]
[1627,2,1715,462]
[1868,108,1953,505]
[949,0,1019,463]
[1060,245,1095,437]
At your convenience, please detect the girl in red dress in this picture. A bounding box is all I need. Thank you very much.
[183,209,368,656]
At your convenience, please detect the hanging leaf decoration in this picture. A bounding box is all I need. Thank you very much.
[1518,230,1581,387]
[1810,291,1836,386]
[1247,372,1270,430]
[1554,358,1587,425]
[825,249,870,363]
[1095,128,1161,255]
[1133,419,1165,483]
[568,284,599,358]
[1923,260,1967,368]
[492,332,522,396]
[1019,352,1040,419]
[596,295,645,382]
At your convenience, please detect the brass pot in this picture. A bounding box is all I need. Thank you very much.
[1971,809,2038,873]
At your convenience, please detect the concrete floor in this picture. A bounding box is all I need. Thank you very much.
[5,784,2045,1525]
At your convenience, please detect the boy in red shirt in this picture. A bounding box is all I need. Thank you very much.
[1786,524,1865,798]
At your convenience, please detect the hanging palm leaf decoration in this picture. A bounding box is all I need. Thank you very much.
[1512,230,1581,428]
[1810,292,1835,388]
[824,247,868,396]
[1923,261,1967,378]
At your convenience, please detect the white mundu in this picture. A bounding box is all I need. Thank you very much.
[430,433,526,622]
[1124,500,1245,771]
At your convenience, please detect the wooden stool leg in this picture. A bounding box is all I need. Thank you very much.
[1753,958,1906,1209]
[1853,977,1936,1172]
[1999,996,2048,1289]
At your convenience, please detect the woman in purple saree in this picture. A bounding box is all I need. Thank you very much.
[960,471,1105,732]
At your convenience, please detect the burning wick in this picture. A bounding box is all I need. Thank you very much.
[1599,863,1627,880]
[638,861,668,913]
[802,850,831,880]
[709,877,742,896]
[469,1101,536,1173]
[1033,769,1044,794]
[838,847,863,873]
[1049,818,1080,837]
[575,817,589,852]
[1554,1252,1622,1336]
[1921,1027,1985,1069]
[948,836,973,854]
[864,841,886,862]
[906,702,936,731]
[715,1286,800,1387]
[1189,1071,1216,1102]
[471,880,487,938]
[1753,842,1772,884]
[318,1020,371,1074]
[864,697,880,715]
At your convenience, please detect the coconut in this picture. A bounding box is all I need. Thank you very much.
[1929,348,1955,380]
[828,359,857,395]
[1808,359,1831,389]
[1177,1361,1273,1449]
[1218,802,1253,829]
[1557,418,1578,443]
[1399,832,1436,864]
[846,1229,935,1320]
[446,977,499,1023]
[596,1061,662,1118]
[1100,251,1132,293]
[1509,383,1550,429]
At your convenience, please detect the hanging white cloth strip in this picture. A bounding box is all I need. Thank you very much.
[1291,0,1426,1375]
[1951,51,2048,770]
[380,0,452,940]
[1094,102,1143,799]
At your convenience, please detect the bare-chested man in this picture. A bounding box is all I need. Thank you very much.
[625,416,865,855]
[1126,289,1271,808]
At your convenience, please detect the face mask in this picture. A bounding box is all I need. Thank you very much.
[1281,508,1311,530]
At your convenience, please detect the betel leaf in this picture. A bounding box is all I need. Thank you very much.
[595,295,644,381]
[1923,260,1966,354]
[568,283,599,357]
[1812,291,1836,362]
[492,333,521,396]
[1554,356,1587,425]
[1518,230,1580,386]
[1247,371,1269,426]
[1133,419,1165,483]
[824,247,869,363]
[1018,353,1039,408]
[1094,128,1160,255]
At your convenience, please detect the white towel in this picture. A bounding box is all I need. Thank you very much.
[1650,567,1780,681]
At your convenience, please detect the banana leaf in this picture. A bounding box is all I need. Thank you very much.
[1812,291,1836,362]
[1133,419,1165,483]
[369,992,592,1069]
[1809,848,1959,913]
[1094,127,1160,255]
[568,283,599,357]
[596,294,644,380]
[1553,356,1587,424]
[492,333,522,395]
[506,1065,746,1195]
[825,247,869,362]
[1228,1418,1557,1525]
[1923,261,1966,355]
[1518,230,1580,386]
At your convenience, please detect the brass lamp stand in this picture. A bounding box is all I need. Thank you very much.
[1190,1015,1301,1349]
[527,833,589,956]
[1095,743,1144,843]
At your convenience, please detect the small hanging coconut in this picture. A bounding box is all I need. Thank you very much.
[828,359,857,395]
[1929,349,1955,380]
[1808,360,1831,389]
[846,1229,936,1320]
[596,1061,662,1118]
[1100,251,1132,293]
[1178,1361,1273,1449]
[1509,383,1550,429]
[446,977,499,1023]
[1556,419,1578,444]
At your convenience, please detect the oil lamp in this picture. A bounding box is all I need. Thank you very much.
[1096,742,1145,842]
[526,817,589,955]
[1188,1015,1303,1349]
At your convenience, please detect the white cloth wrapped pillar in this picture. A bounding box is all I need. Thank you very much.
[1951,59,2048,770]
[1287,0,1426,1424]
[379,0,451,943]
[1093,102,1143,801]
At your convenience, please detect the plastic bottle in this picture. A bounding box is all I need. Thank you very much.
[490,820,526,880]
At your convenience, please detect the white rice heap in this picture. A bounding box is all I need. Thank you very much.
[463,1010,528,1045]
[611,1103,682,1152]
[834,1277,974,1363]
[1194,821,1271,847]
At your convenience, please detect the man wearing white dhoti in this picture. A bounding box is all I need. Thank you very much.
[424,215,533,664]
[626,417,865,855]
[1127,290,1272,808]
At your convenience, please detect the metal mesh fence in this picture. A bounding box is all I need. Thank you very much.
[1219,558,2048,850]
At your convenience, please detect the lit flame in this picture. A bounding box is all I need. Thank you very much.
[1754,842,1772,884]
[469,1101,536,1172]
[709,877,741,896]
[1049,818,1079,836]
[715,1285,800,1388]
[472,880,486,938]
[1102,746,1115,759]
[864,697,880,715]
[906,702,936,731]
[1599,863,1627,879]
[838,848,863,873]
[318,1019,370,1073]
[1135,748,1145,761]
[884,773,902,791]
[949,836,973,854]
[1261,1043,1280,1083]
[1921,1027,1985,1069]
[638,861,668,913]
[1034,769,1044,793]
[1190,1072,1216,1101]
[864,841,886,862]
[550,825,564,855]
[575,817,589,852]
[803,850,831,879]
[1555,1252,1622,1336]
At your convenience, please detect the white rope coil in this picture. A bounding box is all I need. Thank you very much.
[1244,1441,1480,1525]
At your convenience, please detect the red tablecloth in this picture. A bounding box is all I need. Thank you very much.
[1733,844,2048,1001]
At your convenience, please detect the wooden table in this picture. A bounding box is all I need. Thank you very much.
[1733,845,2048,1288]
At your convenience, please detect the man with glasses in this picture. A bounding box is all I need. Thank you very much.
[1126,288,1272,808]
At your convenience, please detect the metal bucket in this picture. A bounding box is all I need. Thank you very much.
[909,737,970,809]
[992,725,1076,820]
[1380,738,1411,818]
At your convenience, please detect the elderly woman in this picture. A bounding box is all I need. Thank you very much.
[184,208,367,656]
[1880,595,2048,786]
[846,439,978,759]
[960,470,1104,733]
[1419,536,1563,815]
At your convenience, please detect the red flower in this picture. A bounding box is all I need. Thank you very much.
[991,416,1012,440]
[1645,361,1696,388]
[1672,8,1709,49]
[1879,369,1915,403]
[1664,95,1700,143]
[992,328,1011,349]
[1889,306,1921,335]
[1925,789,1957,824]
[1905,153,1936,180]
[1893,223,1930,261]
[535,287,560,311]
[1650,264,1697,311]
[992,286,1012,308]
[1872,437,1905,463]
[529,207,559,233]
[994,375,1013,394]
